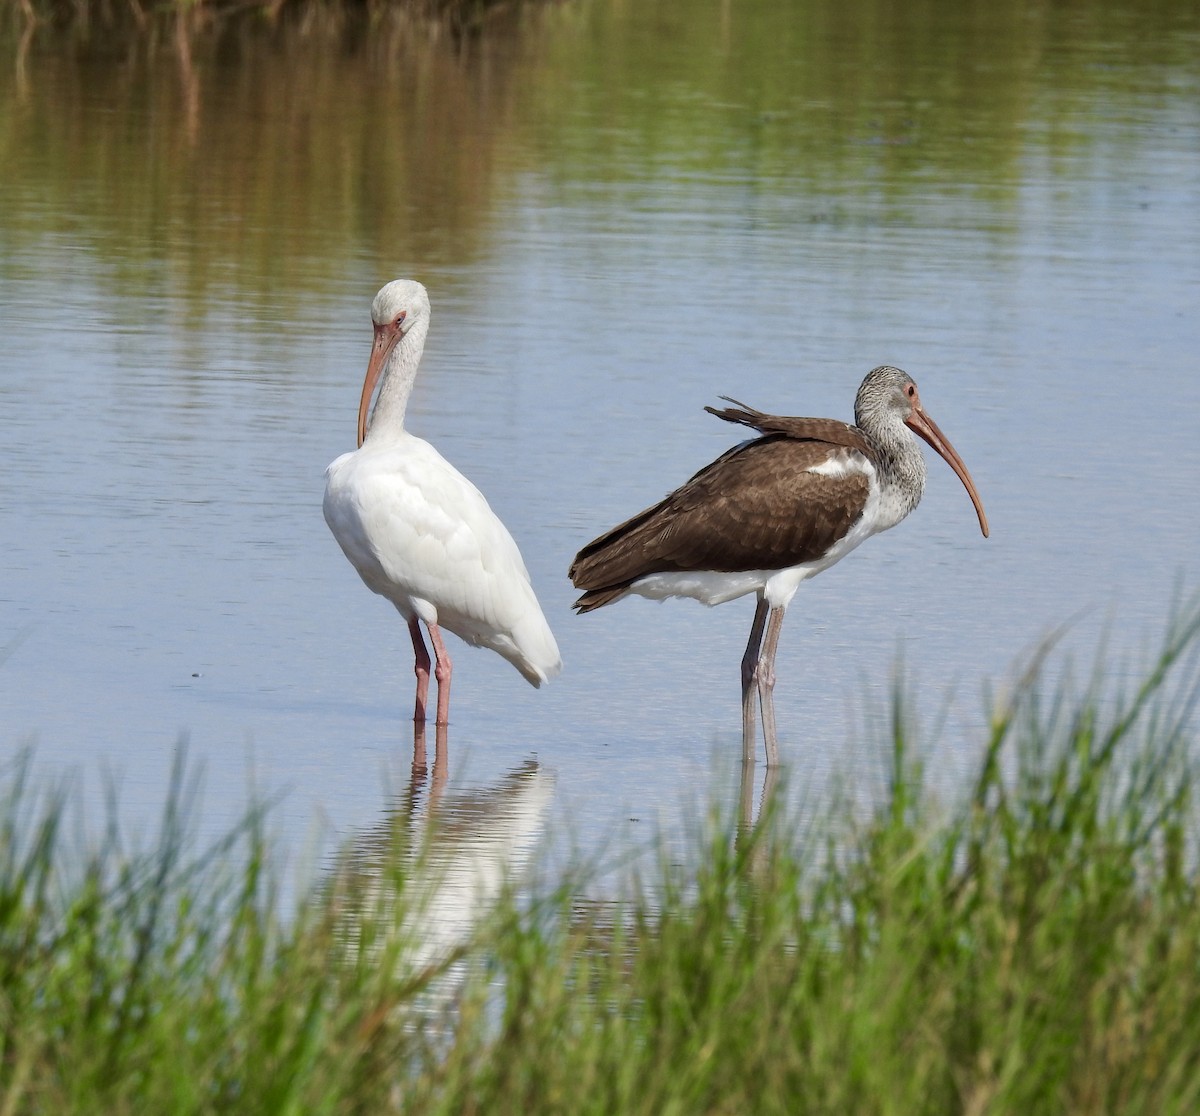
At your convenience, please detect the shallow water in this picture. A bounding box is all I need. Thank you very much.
[1,0,1198,878]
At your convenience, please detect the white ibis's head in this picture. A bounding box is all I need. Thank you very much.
[358,280,432,447]
[371,279,430,333]
[856,365,990,538]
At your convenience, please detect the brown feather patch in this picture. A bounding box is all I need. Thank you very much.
[570,429,872,609]
[704,400,880,465]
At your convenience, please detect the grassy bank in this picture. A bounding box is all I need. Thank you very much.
[2,603,1200,1113]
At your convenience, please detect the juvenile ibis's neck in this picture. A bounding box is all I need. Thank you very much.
[862,412,927,519]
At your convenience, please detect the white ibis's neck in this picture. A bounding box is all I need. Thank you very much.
[366,316,430,441]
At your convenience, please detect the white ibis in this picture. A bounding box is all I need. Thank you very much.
[324,280,561,725]
[569,365,988,766]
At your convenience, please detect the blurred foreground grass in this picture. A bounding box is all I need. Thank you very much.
[2,599,1200,1113]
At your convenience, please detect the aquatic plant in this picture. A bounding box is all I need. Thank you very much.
[0,599,1198,1112]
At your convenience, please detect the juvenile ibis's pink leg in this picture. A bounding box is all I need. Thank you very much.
[408,616,432,723]
[756,606,786,768]
[426,622,454,727]
[740,597,770,767]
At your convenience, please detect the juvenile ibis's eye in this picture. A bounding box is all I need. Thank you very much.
[905,383,916,398]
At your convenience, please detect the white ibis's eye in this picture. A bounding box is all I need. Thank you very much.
[396,312,407,327]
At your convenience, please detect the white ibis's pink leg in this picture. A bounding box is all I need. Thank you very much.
[410,721,449,800]
[756,606,786,768]
[426,622,454,726]
[408,616,432,723]
[412,721,429,777]
[740,597,769,766]
[431,722,448,802]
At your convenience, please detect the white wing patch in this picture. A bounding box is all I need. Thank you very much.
[806,450,873,479]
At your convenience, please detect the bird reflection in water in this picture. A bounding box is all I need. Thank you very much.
[732,753,782,882]
[737,755,780,838]
[332,725,555,997]
[409,721,448,798]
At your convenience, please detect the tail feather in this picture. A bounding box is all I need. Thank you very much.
[509,610,562,686]
[572,585,631,614]
[703,397,767,431]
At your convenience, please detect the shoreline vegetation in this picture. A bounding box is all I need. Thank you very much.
[1,600,1199,1112]
[5,0,535,37]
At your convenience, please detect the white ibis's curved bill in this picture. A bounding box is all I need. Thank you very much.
[905,406,990,538]
[357,316,405,447]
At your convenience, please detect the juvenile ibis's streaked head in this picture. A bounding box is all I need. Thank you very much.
[358,280,432,447]
[855,365,990,538]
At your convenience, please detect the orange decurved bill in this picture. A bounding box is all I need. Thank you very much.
[357,321,404,447]
[905,407,990,538]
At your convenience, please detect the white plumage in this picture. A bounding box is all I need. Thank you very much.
[324,280,561,724]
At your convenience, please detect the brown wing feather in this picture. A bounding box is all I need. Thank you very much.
[570,433,871,611]
[704,399,880,464]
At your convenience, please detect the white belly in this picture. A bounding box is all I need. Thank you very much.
[323,434,561,685]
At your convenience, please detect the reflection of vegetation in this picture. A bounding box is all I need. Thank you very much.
[512,0,1200,199]
[1,0,1197,309]
[2,606,1200,1110]
[0,10,545,311]
[11,0,520,33]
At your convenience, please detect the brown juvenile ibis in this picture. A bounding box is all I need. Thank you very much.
[569,365,989,766]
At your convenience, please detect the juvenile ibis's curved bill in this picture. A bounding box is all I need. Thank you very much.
[904,396,989,538]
